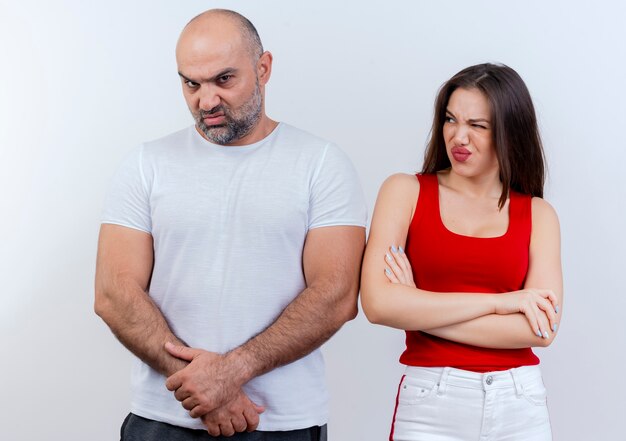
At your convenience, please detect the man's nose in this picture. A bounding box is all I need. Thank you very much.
[198,85,221,111]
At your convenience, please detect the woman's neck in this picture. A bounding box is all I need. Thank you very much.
[438,168,503,200]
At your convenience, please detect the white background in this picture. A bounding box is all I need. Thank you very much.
[1,1,625,440]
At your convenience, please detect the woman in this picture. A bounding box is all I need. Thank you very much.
[361,63,562,441]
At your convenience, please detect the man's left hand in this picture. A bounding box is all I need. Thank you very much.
[164,342,247,418]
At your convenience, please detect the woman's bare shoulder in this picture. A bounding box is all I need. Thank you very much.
[531,197,560,232]
[531,197,559,220]
[373,173,421,220]
[379,172,420,195]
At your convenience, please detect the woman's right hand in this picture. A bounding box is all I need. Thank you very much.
[495,289,559,339]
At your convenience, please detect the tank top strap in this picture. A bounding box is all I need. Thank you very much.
[507,191,532,243]
[412,173,439,229]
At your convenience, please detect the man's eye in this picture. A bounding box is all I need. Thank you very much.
[185,80,199,88]
[217,75,232,84]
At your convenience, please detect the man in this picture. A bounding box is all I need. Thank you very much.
[95,8,366,441]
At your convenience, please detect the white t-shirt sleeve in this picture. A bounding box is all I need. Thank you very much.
[101,145,152,233]
[308,143,367,229]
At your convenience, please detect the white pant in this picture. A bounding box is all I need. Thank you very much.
[390,366,552,441]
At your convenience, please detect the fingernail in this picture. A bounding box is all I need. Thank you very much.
[555,305,560,314]
[543,331,550,339]
[386,253,392,261]
[399,246,404,253]
[552,323,558,332]
[391,245,398,253]
[385,268,392,276]
[536,329,542,337]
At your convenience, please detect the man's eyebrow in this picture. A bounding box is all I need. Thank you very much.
[178,72,194,82]
[178,68,239,84]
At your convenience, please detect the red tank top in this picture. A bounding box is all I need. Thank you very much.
[399,173,539,372]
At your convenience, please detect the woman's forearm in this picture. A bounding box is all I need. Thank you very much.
[424,313,556,349]
[361,283,500,330]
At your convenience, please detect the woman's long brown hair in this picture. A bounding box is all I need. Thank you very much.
[422,63,545,209]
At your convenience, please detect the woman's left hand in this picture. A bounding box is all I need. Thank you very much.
[383,245,416,288]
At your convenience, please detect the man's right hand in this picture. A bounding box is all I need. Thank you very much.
[201,390,265,437]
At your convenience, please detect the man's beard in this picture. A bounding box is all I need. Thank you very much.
[194,82,263,145]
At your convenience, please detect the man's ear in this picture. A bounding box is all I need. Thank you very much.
[257,51,273,85]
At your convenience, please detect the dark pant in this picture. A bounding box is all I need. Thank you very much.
[121,414,328,441]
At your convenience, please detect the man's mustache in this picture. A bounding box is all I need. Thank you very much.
[200,107,226,118]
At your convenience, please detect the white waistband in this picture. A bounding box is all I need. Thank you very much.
[403,365,542,393]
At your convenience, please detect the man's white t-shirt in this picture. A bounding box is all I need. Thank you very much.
[101,123,367,431]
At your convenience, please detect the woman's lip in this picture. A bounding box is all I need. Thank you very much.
[451,146,471,154]
[451,146,471,162]
[452,152,471,162]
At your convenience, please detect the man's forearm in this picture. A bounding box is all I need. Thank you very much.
[227,226,364,383]
[228,283,357,384]
[95,277,188,376]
